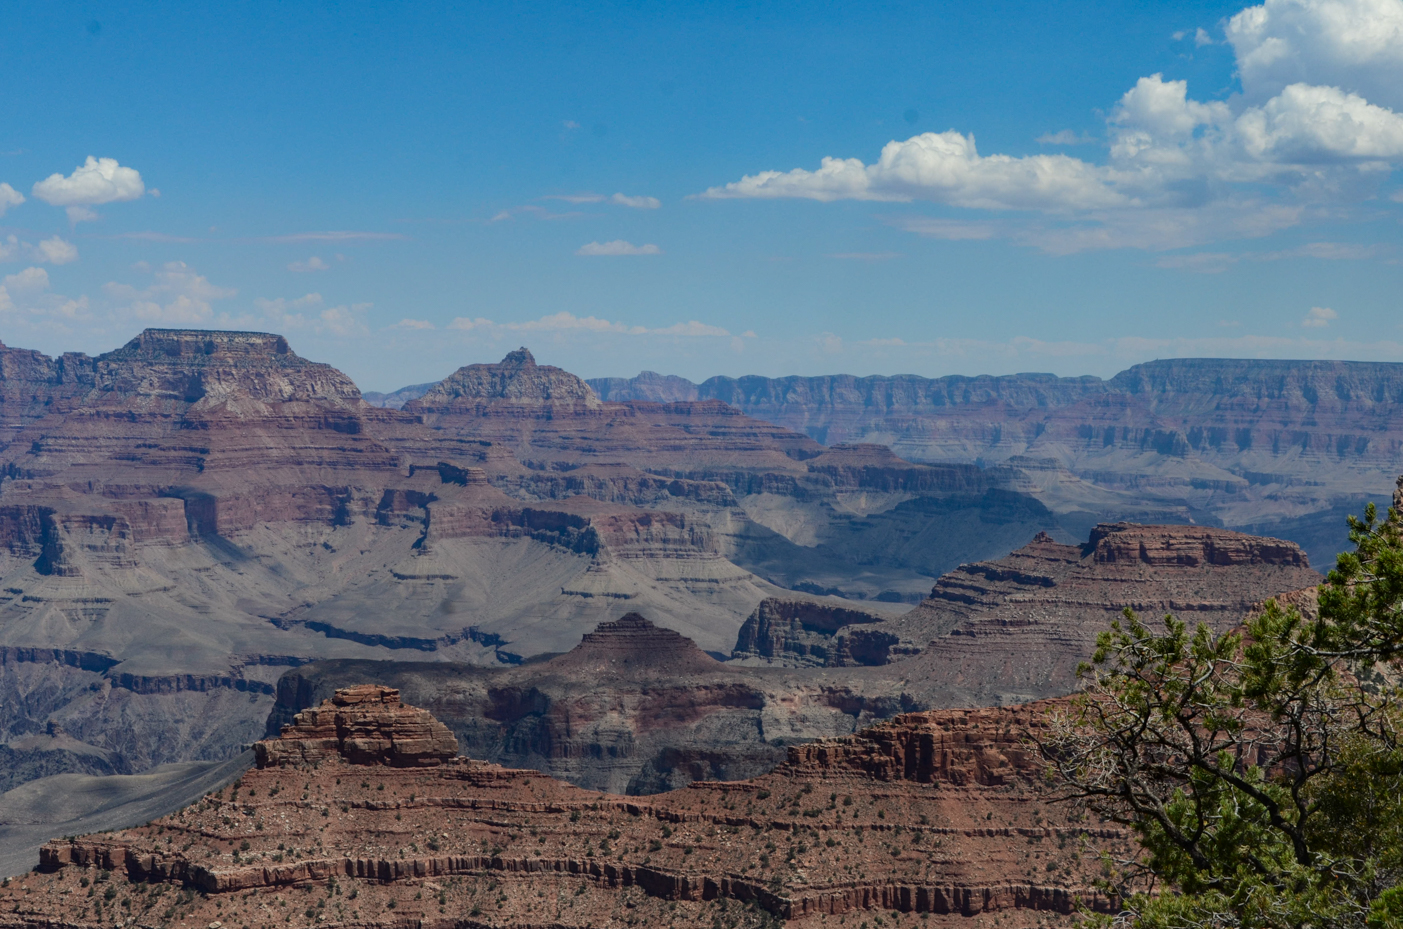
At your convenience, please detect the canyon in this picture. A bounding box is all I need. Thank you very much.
[0,328,1364,911]
[0,684,1120,929]
[585,360,1403,569]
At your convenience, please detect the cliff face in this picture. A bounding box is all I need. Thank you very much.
[13,690,1117,929]
[590,358,1403,565]
[729,523,1318,682]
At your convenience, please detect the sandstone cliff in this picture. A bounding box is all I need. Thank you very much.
[10,689,1118,928]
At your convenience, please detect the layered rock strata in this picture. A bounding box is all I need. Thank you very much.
[254,684,457,768]
[592,360,1403,567]
[727,523,1320,682]
[11,691,1120,928]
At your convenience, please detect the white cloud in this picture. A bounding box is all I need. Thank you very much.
[394,318,435,329]
[1227,0,1403,108]
[0,235,79,265]
[1302,305,1338,326]
[447,311,729,338]
[4,267,51,293]
[544,192,662,208]
[1195,27,1215,46]
[699,0,1403,252]
[103,261,236,325]
[0,267,90,325]
[288,256,329,272]
[576,240,662,256]
[609,193,661,209]
[0,183,22,216]
[35,237,78,265]
[699,132,1127,211]
[32,157,145,223]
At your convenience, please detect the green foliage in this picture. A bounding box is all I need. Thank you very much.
[1044,481,1403,928]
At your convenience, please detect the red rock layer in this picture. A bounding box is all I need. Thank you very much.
[10,694,1121,928]
[254,684,457,768]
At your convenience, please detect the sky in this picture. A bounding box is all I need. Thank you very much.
[2,0,1402,390]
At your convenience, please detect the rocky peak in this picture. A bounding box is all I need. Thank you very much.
[254,684,458,768]
[408,347,602,409]
[1087,522,1308,568]
[550,613,719,674]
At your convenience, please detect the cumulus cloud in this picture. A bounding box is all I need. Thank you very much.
[288,256,329,272]
[0,235,78,265]
[447,311,729,337]
[32,157,145,222]
[1227,0,1403,108]
[394,318,435,330]
[1302,305,1338,326]
[700,132,1128,211]
[35,237,78,265]
[576,240,662,256]
[699,0,1403,252]
[0,183,22,216]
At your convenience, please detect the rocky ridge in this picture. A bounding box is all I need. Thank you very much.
[7,687,1117,928]
[591,359,1403,566]
[732,522,1320,698]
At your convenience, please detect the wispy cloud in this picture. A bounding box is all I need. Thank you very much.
[576,240,662,256]
[288,256,330,272]
[543,192,661,209]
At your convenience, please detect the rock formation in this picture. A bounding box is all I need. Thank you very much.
[729,523,1320,692]
[9,690,1119,928]
[254,684,457,768]
[0,330,1348,869]
[591,359,1403,568]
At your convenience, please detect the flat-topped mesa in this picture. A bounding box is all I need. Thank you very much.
[254,684,457,768]
[407,346,602,411]
[104,328,293,360]
[550,612,720,674]
[88,328,365,407]
[1088,522,1309,567]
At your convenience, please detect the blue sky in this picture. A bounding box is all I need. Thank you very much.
[2,0,1402,390]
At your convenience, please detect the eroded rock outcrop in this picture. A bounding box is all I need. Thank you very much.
[17,694,1118,928]
[254,684,456,768]
[732,598,896,666]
